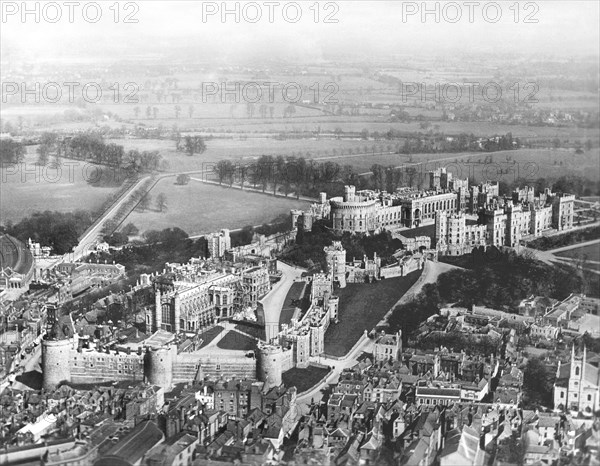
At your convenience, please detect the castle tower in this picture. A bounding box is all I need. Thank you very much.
[434,211,448,250]
[257,342,284,391]
[324,241,347,288]
[154,288,162,332]
[301,212,313,232]
[144,346,174,390]
[42,338,73,390]
[344,185,356,202]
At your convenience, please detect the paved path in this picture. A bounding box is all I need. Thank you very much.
[523,233,600,267]
[547,238,600,254]
[259,261,306,342]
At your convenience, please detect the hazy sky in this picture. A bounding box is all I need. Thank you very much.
[2,1,599,64]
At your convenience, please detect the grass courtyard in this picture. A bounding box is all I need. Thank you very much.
[323,270,422,357]
[282,365,331,393]
[198,326,225,349]
[279,281,310,328]
[216,330,258,351]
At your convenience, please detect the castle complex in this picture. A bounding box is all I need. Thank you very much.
[147,258,270,333]
[293,168,575,257]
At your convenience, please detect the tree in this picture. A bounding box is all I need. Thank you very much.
[176,174,191,185]
[188,105,195,119]
[156,193,167,212]
[104,232,128,246]
[134,107,140,118]
[181,136,206,156]
[121,223,139,236]
[259,104,267,119]
[523,357,554,408]
[36,144,50,166]
[139,193,152,211]
[214,160,235,185]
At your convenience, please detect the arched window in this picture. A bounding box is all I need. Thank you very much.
[575,367,580,376]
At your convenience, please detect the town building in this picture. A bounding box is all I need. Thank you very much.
[553,346,600,415]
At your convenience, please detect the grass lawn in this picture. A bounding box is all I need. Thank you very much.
[398,224,436,240]
[234,323,266,341]
[216,330,258,351]
[282,365,331,393]
[198,325,225,349]
[324,270,422,357]
[121,178,308,236]
[555,243,600,262]
[0,148,119,224]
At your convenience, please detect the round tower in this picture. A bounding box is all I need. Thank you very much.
[257,342,283,391]
[42,339,72,390]
[301,212,313,232]
[144,346,173,390]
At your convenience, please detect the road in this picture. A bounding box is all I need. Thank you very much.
[70,175,154,261]
[259,261,306,342]
[546,238,600,254]
[296,336,374,407]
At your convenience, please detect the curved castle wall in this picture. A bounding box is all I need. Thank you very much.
[42,339,73,390]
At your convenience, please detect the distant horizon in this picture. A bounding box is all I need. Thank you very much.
[2,1,599,66]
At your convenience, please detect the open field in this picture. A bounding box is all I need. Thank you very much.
[282,365,331,393]
[0,148,119,224]
[555,243,600,262]
[106,137,381,172]
[121,178,308,236]
[324,270,422,357]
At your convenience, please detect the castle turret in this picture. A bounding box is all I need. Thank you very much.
[144,346,174,390]
[291,210,303,230]
[154,288,162,332]
[257,342,284,391]
[42,338,73,390]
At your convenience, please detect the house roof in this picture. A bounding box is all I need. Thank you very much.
[97,420,164,465]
